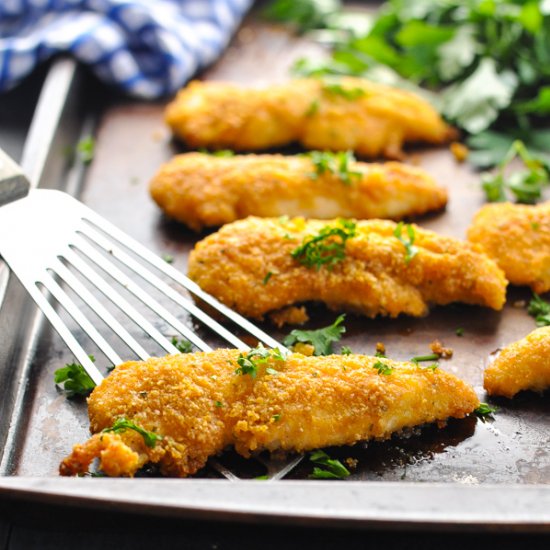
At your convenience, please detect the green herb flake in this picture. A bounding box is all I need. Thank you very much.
[305,99,320,116]
[102,417,162,448]
[372,360,393,376]
[307,150,362,185]
[340,345,352,355]
[214,400,224,408]
[263,271,273,285]
[162,254,174,264]
[199,148,235,158]
[77,136,95,165]
[527,293,550,326]
[393,222,419,264]
[455,327,465,337]
[283,314,346,356]
[474,403,498,422]
[272,413,281,422]
[54,356,97,397]
[291,219,356,270]
[171,336,193,354]
[322,82,366,101]
[309,450,350,480]
[235,344,288,378]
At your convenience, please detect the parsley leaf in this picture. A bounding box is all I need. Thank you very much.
[309,450,350,479]
[372,360,392,375]
[527,293,550,326]
[322,82,366,100]
[480,140,549,204]
[291,219,357,270]
[307,150,362,185]
[235,344,288,378]
[283,314,346,356]
[474,403,497,423]
[77,136,95,165]
[102,418,162,448]
[263,0,340,33]
[54,356,97,397]
[393,222,418,264]
[171,336,193,354]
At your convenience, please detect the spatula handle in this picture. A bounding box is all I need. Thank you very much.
[0,147,30,207]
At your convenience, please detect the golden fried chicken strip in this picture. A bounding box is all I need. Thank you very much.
[187,217,507,320]
[60,350,479,477]
[149,152,447,231]
[165,78,454,158]
[484,326,550,398]
[467,202,550,293]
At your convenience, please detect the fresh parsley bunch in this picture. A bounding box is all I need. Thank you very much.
[267,0,550,166]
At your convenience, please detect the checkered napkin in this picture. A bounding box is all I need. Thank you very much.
[0,0,252,98]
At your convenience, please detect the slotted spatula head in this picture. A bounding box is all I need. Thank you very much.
[0,147,284,386]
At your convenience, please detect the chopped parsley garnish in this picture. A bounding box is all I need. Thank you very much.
[171,336,193,354]
[283,314,346,356]
[420,363,439,371]
[305,99,320,116]
[474,403,498,422]
[54,356,97,397]
[527,293,550,326]
[199,148,235,158]
[322,82,366,101]
[214,401,224,408]
[235,344,288,378]
[307,150,362,185]
[77,136,95,165]
[393,222,419,264]
[263,271,273,285]
[372,360,393,376]
[340,345,352,355]
[455,327,465,337]
[291,219,356,270]
[309,450,350,480]
[102,418,162,448]
[162,254,174,264]
[272,413,281,421]
[481,140,549,204]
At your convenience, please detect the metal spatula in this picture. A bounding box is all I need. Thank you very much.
[0,146,304,479]
[0,146,284,383]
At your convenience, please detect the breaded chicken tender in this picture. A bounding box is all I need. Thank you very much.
[165,78,454,158]
[468,202,550,293]
[187,217,507,320]
[484,326,550,398]
[149,152,447,231]
[59,350,479,477]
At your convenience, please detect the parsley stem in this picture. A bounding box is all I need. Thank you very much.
[410,353,440,363]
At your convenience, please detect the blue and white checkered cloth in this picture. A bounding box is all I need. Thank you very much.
[0,0,253,98]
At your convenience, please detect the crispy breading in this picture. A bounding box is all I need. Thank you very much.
[149,152,447,231]
[165,78,454,158]
[467,202,550,293]
[187,217,507,320]
[59,350,479,477]
[484,326,550,398]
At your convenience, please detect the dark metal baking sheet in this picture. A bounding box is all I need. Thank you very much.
[0,11,549,530]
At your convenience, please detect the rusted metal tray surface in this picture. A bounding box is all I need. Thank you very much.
[0,11,549,531]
